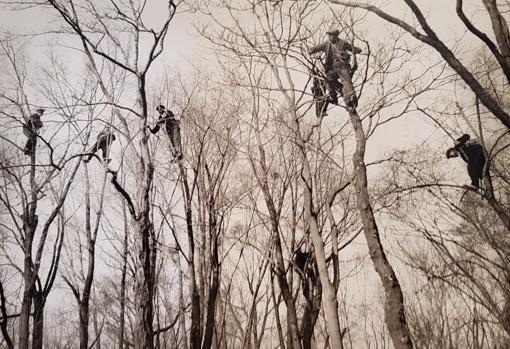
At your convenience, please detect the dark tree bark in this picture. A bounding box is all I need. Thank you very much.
[31,291,45,349]
[179,164,202,349]
[0,279,14,349]
[119,204,129,349]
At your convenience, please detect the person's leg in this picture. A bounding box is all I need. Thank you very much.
[338,66,357,108]
[467,162,482,188]
[24,137,35,156]
[325,71,339,105]
[99,140,111,162]
[172,126,183,160]
[468,152,486,188]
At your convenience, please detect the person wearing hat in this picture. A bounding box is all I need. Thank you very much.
[23,108,45,156]
[308,28,361,106]
[150,105,183,161]
[446,133,486,188]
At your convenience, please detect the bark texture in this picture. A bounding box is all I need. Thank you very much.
[338,63,414,349]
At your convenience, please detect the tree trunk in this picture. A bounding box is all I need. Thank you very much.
[133,75,155,349]
[482,0,510,69]
[0,280,14,349]
[176,254,188,349]
[267,208,302,349]
[18,270,33,349]
[119,204,129,349]
[133,216,155,349]
[270,274,286,349]
[502,292,510,337]
[179,164,201,349]
[79,165,96,349]
[31,292,44,349]
[201,252,219,349]
[306,216,345,349]
[19,216,37,349]
[201,197,220,349]
[78,246,95,349]
[483,177,510,232]
[288,106,345,349]
[301,275,322,349]
[93,307,101,349]
[339,64,414,349]
[79,299,90,349]
[250,119,302,349]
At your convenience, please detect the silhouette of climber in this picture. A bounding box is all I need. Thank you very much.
[151,105,183,161]
[23,108,45,156]
[84,129,116,163]
[293,249,316,282]
[446,134,486,188]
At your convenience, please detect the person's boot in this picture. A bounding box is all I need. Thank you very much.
[327,94,338,105]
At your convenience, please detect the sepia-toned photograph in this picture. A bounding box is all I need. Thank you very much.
[0,1,509,348]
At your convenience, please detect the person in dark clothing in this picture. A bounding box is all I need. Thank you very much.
[23,108,45,156]
[151,105,183,161]
[311,67,330,118]
[84,129,116,163]
[308,28,361,106]
[294,249,317,280]
[294,250,310,272]
[446,134,486,188]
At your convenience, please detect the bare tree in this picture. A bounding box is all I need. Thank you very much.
[42,1,178,347]
[0,33,87,348]
[62,161,108,349]
[330,0,510,129]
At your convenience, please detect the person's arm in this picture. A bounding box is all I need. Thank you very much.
[457,145,469,162]
[454,134,470,150]
[150,114,164,134]
[308,42,327,55]
[150,124,160,134]
[343,40,362,54]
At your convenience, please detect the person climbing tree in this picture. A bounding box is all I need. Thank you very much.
[308,28,361,107]
[446,133,487,189]
[293,248,317,281]
[151,105,183,161]
[84,129,116,164]
[23,108,45,156]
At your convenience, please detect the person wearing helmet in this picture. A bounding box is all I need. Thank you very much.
[84,128,116,164]
[23,108,45,156]
[308,28,361,106]
[446,134,486,188]
[150,105,183,161]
